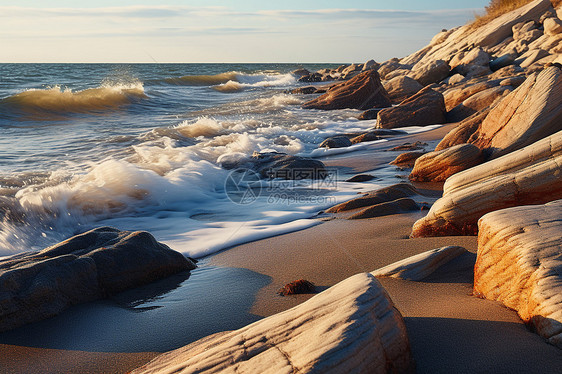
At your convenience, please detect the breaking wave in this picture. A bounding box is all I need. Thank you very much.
[163,71,297,92]
[1,82,146,115]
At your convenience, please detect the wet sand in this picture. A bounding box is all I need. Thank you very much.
[2,123,562,373]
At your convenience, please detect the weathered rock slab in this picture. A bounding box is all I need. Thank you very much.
[132,273,413,374]
[409,143,484,182]
[0,227,195,332]
[473,200,562,348]
[372,246,468,281]
[411,130,562,237]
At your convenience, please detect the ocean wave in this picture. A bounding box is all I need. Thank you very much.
[0,82,147,115]
[163,71,296,92]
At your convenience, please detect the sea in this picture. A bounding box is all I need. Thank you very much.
[0,63,431,259]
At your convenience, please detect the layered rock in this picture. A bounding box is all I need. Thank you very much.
[473,200,562,348]
[435,108,490,151]
[411,130,562,237]
[446,85,511,122]
[372,246,468,281]
[376,88,446,129]
[0,227,195,332]
[469,66,562,158]
[132,273,413,374]
[302,70,392,111]
[390,151,426,167]
[409,143,484,182]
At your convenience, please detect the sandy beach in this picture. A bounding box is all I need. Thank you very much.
[2,123,561,373]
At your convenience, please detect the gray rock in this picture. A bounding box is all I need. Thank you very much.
[489,53,517,71]
[319,136,352,149]
[0,227,195,332]
[230,152,327,180]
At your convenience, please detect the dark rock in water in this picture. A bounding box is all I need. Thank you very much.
[302,70,392,111]
[357,108,382,120]
[291,68,311,78]
[348,198,419,219]
[319,136,352,149]
[228,152,327,180]
[351,129,407,144]
[489,53,516,71]
[291,86,319,95]
[390,151,427,167]
[376,87,446,129]
[298,73,323,83]
[389,141,427,151]
[350,131,381,144]
[278,279,316,296]
[0,227,195,332]
[326,183,418,213]
[346,174,376,183]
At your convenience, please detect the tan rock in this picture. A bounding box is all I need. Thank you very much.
[409,143,484,182]
[376,87,446,129]
[435,108,490,151]
[302,70,392,111]
[451,48,491,75]
[400,0,551,68]
[390,151,426,167]
[469,66,562,158]
[544,17,562,35]
[409,59,450,86]
[384,68,411,80]
[512,20,537,40]
[411,130,562,237]
[132,273,413,374]
[515,48,550,67]
[473,200,562,348]
[372,246,468,281]
[443,81,498,111]
[383,75,423,104]
[447,85,511,122]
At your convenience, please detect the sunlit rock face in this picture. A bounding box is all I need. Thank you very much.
[132,273,414,374]
[474,200,562,348]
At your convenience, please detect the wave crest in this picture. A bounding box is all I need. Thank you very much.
[1,82,146,115]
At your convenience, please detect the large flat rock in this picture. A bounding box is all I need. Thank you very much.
[473,200,562,348]
[132,273,413,374]
[376,88,446,129]
[0,227,195,332]
[411,129,562,237]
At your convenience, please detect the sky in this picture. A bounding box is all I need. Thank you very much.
[0,1,490,63]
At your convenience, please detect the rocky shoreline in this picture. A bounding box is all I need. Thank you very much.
[2,0,562,372]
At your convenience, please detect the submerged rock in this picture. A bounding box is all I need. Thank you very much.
[319,136,352,149]
[474,200,562,348]
[0,227,195,332]
[132,273,413,374]
[240,152,327,180]
[346,174,377,183]
[376,88,446,129]
[302,70,392,110]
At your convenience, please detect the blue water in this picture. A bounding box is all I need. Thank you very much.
[0,63,406,257]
